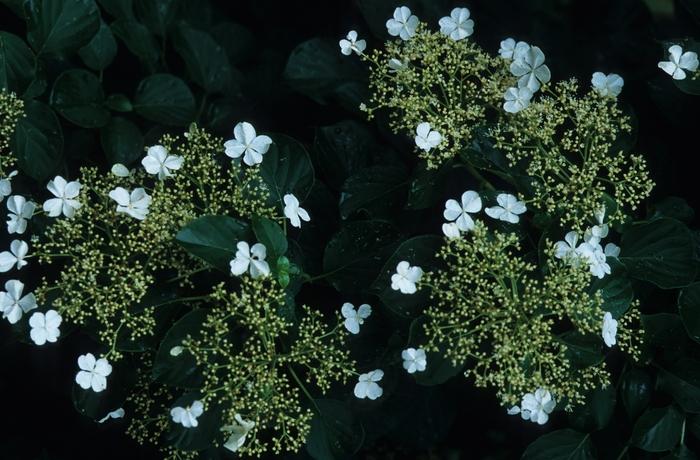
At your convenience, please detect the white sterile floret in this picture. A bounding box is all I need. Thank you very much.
[43,175,81,218]
[577,242,611,279]
[485,193,527,224]
[0,279,37,324]
[519,388,556,425]
[230,242,270,279]
[7,195,36,234]
[283,193,310,228]
[98,408,125,424]
[391,261,423,294]
[110,163,131,177]
[414,122,442,152]
[442,222,461,239]
[339,30,366,56]
[554,231,580,261]
[0,170,18,200]
[503,86,533,113]
[591,72,624,97]
[386,6,419,41]
[141,145,184,180]
[658,45,699,80]
[109,187,152,220]
[401,347,427,373]
[0,239,29,272]
[222,414,255,452]
[604,242,621,258]
[171,400,204,428]
[341,302,372,334]
[499,38,529,60]
[602,312,618,347]
[354,369,384,400]
[584,205,609,244]
[388,58,406,72]
[443,190,482,231]
[438,7,474,41]
[170,346,184,356]
[224,121,273,166]
[75,353,113,393]
[29,310,62,345]
[510,46,551,92]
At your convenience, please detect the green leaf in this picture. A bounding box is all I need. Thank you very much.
[662,445,699,460]
[166,392,223,451]
[620,218,698,289]
[210,21,254,65]
[50,69,109,128]
[643,313,689,349]
[173,24,231,93]
[679,282,700,343]
[658,359,700,413]
[25,0,100,56]
[312,121,372,190]
[11,100,63,181]
[78,21,117,70]
[620,367,653,419]
[134,0,179,37]
[631,405,683,452]
[261,134,314,202]
[406,161,453,210]
[521,429,594,460]
[175,215,249,271]
[339,165,408,219]
[252,216,288,263]
[97,0,133,19]
[306,399,364,460]
[567,385,616,431]
[652,197,695,224]
[100,116,143,166]
[0,32,39,95]
[153,309,207,388]
[110,19,159,66]
[589,259,633,317]
[132,73,195,126]
[560,331,604,368]
[104,93,132,112]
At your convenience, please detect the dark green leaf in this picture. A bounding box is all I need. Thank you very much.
[252,216,288,263]
[312,121,372,190]
[0,32,39,95]
[78,21,117,70]
[110,19,159,66]
[631,405,683,452]
[134,0,179,37]
[210,21,254,65]
[521,429,594,460]
[261,134,314,202]
[658,359,700,413]
[568,385,616,431]
[132,73,195,126]
[620,367,653,419]
[11,100,63,181]
[406,161,453,210]
[306,399,364,460]
[679,282,700,343]
[100,116,143,166]
[643,313,689,349]
[662,445,699,460]
[174,24,231,93]
[25,0,100,56]
[175,215,249,271]
[105,93,132,112]
[589,259,634,317]
[560,331,604,368]
[153,309,207,388]
[97,0,133,19]
[50,69,109,128]
[339,165,408,219]
[652,196,695,224]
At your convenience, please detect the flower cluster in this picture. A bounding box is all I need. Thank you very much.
[0,90,23,193]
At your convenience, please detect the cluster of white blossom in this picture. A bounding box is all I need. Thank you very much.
[442,191,527,237]
[507,388,556,425]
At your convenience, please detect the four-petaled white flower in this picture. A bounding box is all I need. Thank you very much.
[554,231,580,261]
[401,347,427,374]
[658,45,699,80]
[110,163,131,177]
[171,400,204,428]
[503,86,533,113]
[443,190,482,231]
[0,279,36,324]
[75,353,113,393]
[602,312,618,347]
[391,260,423,294]
[29,310,62,345]
[414,122,442,152]
[442,222,461,239]
[577,241,611,279]
[341,302,372,334]
[386,6,419,41]
[591,72,624,97]
[0,170,18,200]
[224,122,273,166]
[513,388,556,425]
[109,187,152,220]
[230,242,270,279]
[354,369,384,400]
[339,30,366,56]
[98,408,125,424]
[7,195,35,234]
[141,145,184,180]
[510,46,551,92]
[388,58,406,72]
[485,193,527,224]
[499,38,529,60]
[438,7,474,41]
[283,194,310,228]
[0,240,29,272]
[43,176,81,218]
[222,414,256,452]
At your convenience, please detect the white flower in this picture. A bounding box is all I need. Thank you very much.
[75,353,113,393]
[582,205,609,245]
[443,190,482,231]
[110,163,131,177]
[29,310,62,345]
[7,195,35,234]
[341,302,372,334]
[390,260,423,294]
[602,312,618,347]
[438,7,474,41]
[141,145,184,180]
[98,408,125,424]
[171,400,204,428]
[109,187,151,220]
[43,176,81,218]
[554,231,581,262]
[339,30,366,56]
[388,58,406,72]
[0,279,36,324]
[520,388,556,425]
[283,194,310,228]
[170,346,184,356]
[230,242,270,279]
[510,46,551,92]
[658,45,699,80]
[485,193,527,224]
[499,38,529,60]
[0,239,29,272]
[604,242,620,258]
[401,347,427,373]
[591,72,624,97]
[414,122,442,152]
[222,414,255,452]
[507,406,521,415]
[386,6,419,41]
[224,122,273,166]
[442,222,461,239]
[503,86,533,113]
[354,369,384,400]
[577,242,611,279]
[0,170,18,200]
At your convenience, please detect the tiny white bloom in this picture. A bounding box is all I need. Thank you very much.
[602,312,618,347]
[341,302,372,334]
[485,193,527,224]
[443,190,482,231]
[0,239,29,272]
[7,195,36,234]
[222,414,256,452]
[171,400,204,428]
[604,242,620,258]
[29,310,62,345]
[386,6,419,41]
[391,260,423,294]
[109,187,152,220]
[442,222,461,239]
[0,279,37,324]
[414,122,442,152]
[388,58,406,72]
[110,163,131,177]
[658,45,699,80]
[438,7,474,41]
[141,145,184,180]
[554,231,579,261]
[230,242,270,279]
[43,176,81,218]
[520,388,555,425]
[499,38,529,60]
[224,122,273,166]
[75,353,113,393]
[283,194,310,228]
[401,347,427,373]
[503,86,533,113]
[591,72,624,97]
[339,30,366,56]
[0,170,18,200]
[510,46,551,92]
[98,407,125,423]
[170,346,184,356]
[354,369,384,400]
